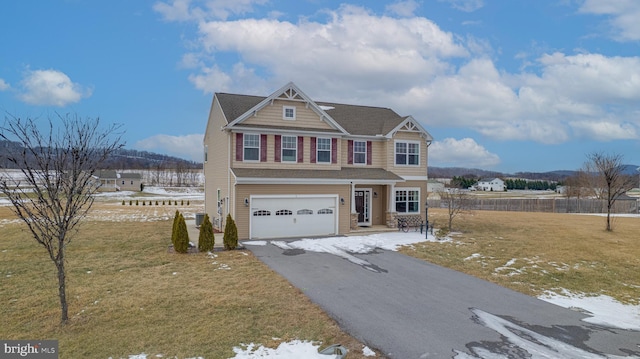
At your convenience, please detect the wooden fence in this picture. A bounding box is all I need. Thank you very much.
[428,198,639,214]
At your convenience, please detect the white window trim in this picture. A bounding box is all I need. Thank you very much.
[394,187,421,214]
[394,140,421,166]
[281,135,297,162]
[283,106,296,120]
[353,140,367,165]
[316,137,332,164]
[243,133,260,162]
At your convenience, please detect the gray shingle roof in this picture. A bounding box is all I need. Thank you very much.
[216,92,406,136]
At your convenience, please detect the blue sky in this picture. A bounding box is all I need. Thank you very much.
[2,0,640,173]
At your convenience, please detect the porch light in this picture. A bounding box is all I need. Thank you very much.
[244,198,249,206]
[340,197,345,205]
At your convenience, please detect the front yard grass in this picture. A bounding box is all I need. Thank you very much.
[402,208,640,304]
[0,205,379,359]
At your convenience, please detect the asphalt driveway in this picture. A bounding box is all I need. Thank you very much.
[247,241,640,358]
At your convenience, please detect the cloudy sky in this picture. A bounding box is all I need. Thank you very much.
[1,0,640,173]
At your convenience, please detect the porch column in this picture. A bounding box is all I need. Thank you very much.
[386,183,396,228]
[351,182,356,213]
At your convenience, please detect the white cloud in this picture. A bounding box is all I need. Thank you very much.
[19,69,91,107]
[438,0,484,12]
[0,78,9,91]
[385,0,421,17]
[134,134,204,162]
[154,0,268,21]
[160,2,640,147]
[429,138,500,168]
[191,4,467,99]
[579,0,640,41]
[569,120,637,141]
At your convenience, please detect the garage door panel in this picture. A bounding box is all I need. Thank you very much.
[250,196,337,239]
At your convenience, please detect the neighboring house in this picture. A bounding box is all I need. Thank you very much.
[476,178,506,192]
[427,179,445,194]
[96,171,142,192]
[118,172,143,191]
[96,170,119,191]
[203,82,433,240]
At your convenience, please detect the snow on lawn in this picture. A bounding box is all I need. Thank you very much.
[540,290,640,330]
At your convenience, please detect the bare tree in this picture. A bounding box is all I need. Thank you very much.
[438,188,472,231]
[0,114,124,324]
[584,152,635,231]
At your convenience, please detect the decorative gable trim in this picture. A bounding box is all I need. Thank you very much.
[224,82,348,134]
[386,116,434,142]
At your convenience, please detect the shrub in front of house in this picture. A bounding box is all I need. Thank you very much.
[198,213,215,252]
[171,210,180,248]
[223,214,238,250]
[174,213,189,254]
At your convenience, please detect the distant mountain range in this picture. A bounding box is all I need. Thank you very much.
[0,140,202,170]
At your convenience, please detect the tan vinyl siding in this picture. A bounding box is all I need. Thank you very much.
[340,139,387,168]
[394,180,428,222]
[204,96,231,227]
[241,99,335,131]
[233,183,351,240]
[387,132,428,177]
[233,134,342,171]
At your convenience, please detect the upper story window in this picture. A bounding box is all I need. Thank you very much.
[395,141,420,166]
[281,136,297,162]
[243,133,260,161]
[204,145,208,163]
[353,140,367,164]
[317,138,331,163]
[283,106,296,120]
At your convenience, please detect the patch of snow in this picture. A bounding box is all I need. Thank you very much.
[244,241,268,246]
[540,290,640,330]
[464,253,482,261]
[230,341,338,359]
[454,308,628,359]
[362,346,376,356]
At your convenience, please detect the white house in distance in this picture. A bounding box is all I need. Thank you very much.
[475,178,506,192]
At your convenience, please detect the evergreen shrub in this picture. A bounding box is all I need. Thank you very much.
[171,210,180,248]
[223,214,238,250]
[174,213,189,253]
[198,213,215,252]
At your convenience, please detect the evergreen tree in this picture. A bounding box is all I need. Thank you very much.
[198,213,215,252]
[174,213,190,253]
[171,210,180,248]
[223,213,238,250]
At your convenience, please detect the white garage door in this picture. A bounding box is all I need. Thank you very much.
[250,195,338,239]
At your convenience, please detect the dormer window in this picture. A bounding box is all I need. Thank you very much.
[283,106,296,120]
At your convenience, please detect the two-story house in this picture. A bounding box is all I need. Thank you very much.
[476,178,505,192]
[203,82,433,240]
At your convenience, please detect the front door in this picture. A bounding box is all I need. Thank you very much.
[354,189,371,226]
